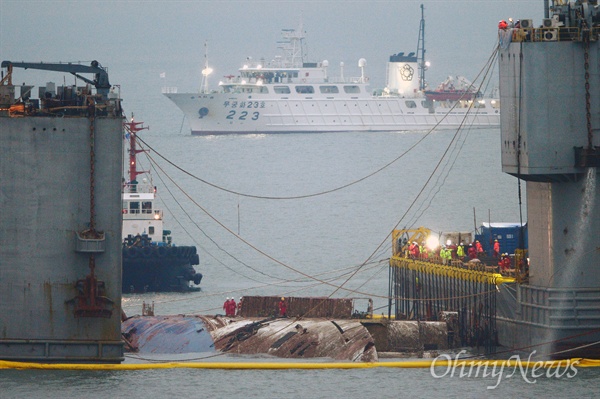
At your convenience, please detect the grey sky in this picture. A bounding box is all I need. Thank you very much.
[1,0,543,92]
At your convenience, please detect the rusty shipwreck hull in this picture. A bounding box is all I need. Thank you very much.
[122,315,377,362]
[212,317,377,362]
[122,315,222,354]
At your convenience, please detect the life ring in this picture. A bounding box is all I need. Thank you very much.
[193,273,203,285]
[127,247,138,258]
[141,246,153,258]
[178,247,190,258]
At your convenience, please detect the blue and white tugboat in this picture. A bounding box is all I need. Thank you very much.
[122,118,202,292]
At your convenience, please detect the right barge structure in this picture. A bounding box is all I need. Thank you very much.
[495,0,600,358]
[390,1,600,359]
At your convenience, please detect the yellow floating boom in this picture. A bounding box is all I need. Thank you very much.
[1,358,599,370]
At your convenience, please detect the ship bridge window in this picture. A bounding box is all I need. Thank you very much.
[148,226,155,235]
[274,86,291,94]
[295,85,314,94]
[243,86,269,94]
[343,85,360,94]
[319,85,339,94]
[129,202,140,214]
[142,201,152,214]
[405,100,417,108]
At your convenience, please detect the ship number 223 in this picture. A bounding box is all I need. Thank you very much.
[226,110,259,120]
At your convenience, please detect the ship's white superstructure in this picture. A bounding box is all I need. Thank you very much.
[122,179,164,243]
[164,23,499,135]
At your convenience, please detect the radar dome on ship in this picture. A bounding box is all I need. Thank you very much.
[358,58,367,67]
[322,60,329,67]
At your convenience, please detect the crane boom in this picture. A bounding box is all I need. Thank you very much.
[1,60,110,97]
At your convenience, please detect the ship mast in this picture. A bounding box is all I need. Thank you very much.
[417,3,426,91]
[279,18,306,68]
[201,41,213,94]
[123,116,149,184]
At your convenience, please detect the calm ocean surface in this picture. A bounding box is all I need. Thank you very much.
[4,67,599,398]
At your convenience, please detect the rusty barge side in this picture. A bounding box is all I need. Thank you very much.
[0,61,124,362]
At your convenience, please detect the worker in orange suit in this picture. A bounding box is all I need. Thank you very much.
[493,239,500,258]
[475,240,484,256]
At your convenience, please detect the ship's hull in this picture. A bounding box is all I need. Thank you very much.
[496,283,600,359]
[494,23,600,358]
[1,116,124,363]
[122,245,202,292]
[166,92,500,135]
[389,257,600,359]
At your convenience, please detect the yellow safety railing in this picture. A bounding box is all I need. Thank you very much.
[390,257,516,285]
[511,26,600,43]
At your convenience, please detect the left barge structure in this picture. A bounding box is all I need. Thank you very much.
[0,60,125,363]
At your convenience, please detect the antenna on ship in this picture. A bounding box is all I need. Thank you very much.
[201,41,213,94]
[123,113,149,186]
[279,16,306,68]
[417,3,427,90]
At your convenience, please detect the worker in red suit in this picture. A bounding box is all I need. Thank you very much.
[279,297,287,317]
[237,297,243,316]
[229,298,237,317]
[409,241,420,259]
[223,297,230,316]
[501,254,512,271]
[468,243,477,259]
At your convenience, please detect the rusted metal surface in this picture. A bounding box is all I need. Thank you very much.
[362,320,448,353]
[121,315,218,354]
[212,317,377,362]
[238,296,354,319]
[69,271,114,318]
[121,314,454,361]
[122,314,377,361]
[1,111,124,360]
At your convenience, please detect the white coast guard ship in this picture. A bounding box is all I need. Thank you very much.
[164,16,499,135]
